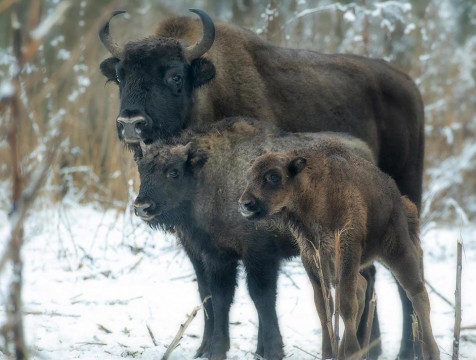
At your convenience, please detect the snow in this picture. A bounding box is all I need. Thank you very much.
[0,81,15,100]
[0,202,475,360]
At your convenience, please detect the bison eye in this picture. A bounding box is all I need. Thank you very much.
[265,172,281,184]
[172,74,182,83]
[168,169,179,178]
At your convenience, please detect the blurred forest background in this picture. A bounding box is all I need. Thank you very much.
[0,0,475,224]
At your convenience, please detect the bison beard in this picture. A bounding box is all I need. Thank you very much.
[99,9,425,360]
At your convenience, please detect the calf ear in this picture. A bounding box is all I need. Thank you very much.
[190,58,216,88]
[288,157,307,177]
[100,57,120,82]
[187,148,208,172]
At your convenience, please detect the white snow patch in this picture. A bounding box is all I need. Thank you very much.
[343,11,356,23]
[0,203,475,359]
[0,80,15,100]
[57,49,70,60]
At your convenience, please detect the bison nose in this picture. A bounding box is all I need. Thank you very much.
[117,114,149,143]
[239,199,255,212]
[133,200,156,219]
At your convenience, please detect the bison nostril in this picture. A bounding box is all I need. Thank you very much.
[133,201,155,217]
[239,200,255,211]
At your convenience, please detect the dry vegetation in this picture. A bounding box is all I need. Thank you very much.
[0,0,474,222]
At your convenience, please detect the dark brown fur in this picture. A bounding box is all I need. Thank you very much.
[239,147,439,360]
[135,118,376,360]
[100,11,424,358]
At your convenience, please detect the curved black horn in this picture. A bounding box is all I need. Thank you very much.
[184,9,215,61]
[99,10,127,58]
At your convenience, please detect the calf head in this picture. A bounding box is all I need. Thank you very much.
[99,9,216,152]
[239,153,307,220]
[134,142,207,228]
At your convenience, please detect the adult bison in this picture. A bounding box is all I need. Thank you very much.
[99,9,424,360]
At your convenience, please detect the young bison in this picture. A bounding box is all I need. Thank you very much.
[239,148,440,360]
[134,118,378,360]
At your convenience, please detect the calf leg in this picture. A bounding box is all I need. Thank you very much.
[382,230,439,360]
[244,247,284,360]
[204,256,239,360]
[338,245,363,359]
[357,265,382,359]
[301,252,333,359]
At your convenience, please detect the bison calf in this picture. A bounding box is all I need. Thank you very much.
[134,118,379,360]
[239,147,439,360]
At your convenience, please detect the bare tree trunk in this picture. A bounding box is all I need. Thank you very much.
[0,3,71,358]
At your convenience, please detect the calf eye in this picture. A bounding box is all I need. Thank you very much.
[265,173,281,184]
[168,169,179,178]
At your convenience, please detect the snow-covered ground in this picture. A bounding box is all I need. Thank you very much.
[0,201,475,360]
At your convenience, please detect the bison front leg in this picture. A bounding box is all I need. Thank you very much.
[204,256,239,360]
[244,247,284,360]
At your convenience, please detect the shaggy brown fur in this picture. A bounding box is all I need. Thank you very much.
[99,10,424,358]
[135,118,376,360]
[239,147,439,360]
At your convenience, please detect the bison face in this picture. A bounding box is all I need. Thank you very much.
[239,153,307,220]
[134,142,207,229]
[99,9,216,155]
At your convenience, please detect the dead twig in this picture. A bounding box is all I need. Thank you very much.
[97,324,112,334]
[292,344,318,359]
[363,290,377,358]
[412,313,423,359]
[146,323,158,347]
[161,296,211,360]
[425,279,454,308]
[346,338,382,360]
[333,229,341,354]
[453,239,463,360]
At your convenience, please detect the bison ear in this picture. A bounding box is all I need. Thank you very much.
[190,58,216,88]
[288,157,307,177]
[100,57,120,82]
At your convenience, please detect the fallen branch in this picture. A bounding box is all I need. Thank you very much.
[161,296,211,360]
[292,344,318,359]
[146,323,158,347]
[347,338,381,360]
[453,238,463,360]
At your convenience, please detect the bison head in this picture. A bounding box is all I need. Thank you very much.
[99,9,216,153]
[239,153,307,220]
[134,141,207,229]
